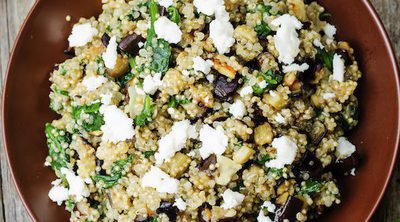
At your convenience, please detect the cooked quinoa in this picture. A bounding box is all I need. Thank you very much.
[45,0,362,221]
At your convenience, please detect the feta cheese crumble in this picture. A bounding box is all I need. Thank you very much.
[48,179,69,205]
[158,0,173,8]
[229,100,246,119]
[336,137,356,159]
[271,14,303,64]
[174,197,187,211]
[193,0,224,16]
[199,125,228,159]
[193,56,214,74]
[141,166,179,193]
[82,76,108,91]
[220,189,245,209]
[100,93,113,105]
[313,39,324,49]
[155,120,197,165]
[282,63,309,73]
[154,16,182,44]
[323,23,337,39]
[257,212,273,222]
[68,23,98,47]
[265,136,298,169]
[100,105,135,143]
[60,168,89,201]
[143,73,162,95]
[240,86,253,97]
[102,36,118,69]
[332,54,345,82]
[209,6,235,54]
[262,201,276,213]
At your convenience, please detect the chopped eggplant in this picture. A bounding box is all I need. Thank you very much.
[64,47,75,57]
[331,153,361,176]
[214,76,239,103]
[156,201,178,222]
[200,154,217,176]
[293,150,324,179]
[309,121,327,145]
[101,33,111,47]
[274,196,303,222]
[118,33,145,56]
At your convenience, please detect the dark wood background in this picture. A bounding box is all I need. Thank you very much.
[0,0,398,221]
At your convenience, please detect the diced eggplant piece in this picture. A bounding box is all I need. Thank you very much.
[102,33,111,47]
[214,76,239,103]
[156,201,179,222]
[158,5,166,16]
[161,152,191,177]
[309,121,327,145]
[274,196,303,222]
[301,58,323,84]
[331,153,361,176]
[118,34,145,56]
[200,154,217,176]
[293,150,324,179]
[106,55,130,78]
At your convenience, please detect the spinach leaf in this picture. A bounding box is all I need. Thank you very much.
[72,102,104,132]
[299,180,323,195]
[151,39,171,73]
[146,0,158,47]
[65,199,76,212]
[255,22,272,37]
[316,48,334,71]
[45,124,72,171]
[51,86,69,96]
[150,218,158,222]
[252,70,283,95]
[168,95,191,108]
[267,168,283,177]
[168,6,181,24]
[256,154,272,166]
[93,155,134,189]
[143,151,156,158]
[135,95,154,126]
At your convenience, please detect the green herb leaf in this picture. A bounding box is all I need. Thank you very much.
[267,168,283,177]
[135,95,153,126]
[255,22,272,37]
[45,124,72,171]
[143,151,156,158]
[72,102,104,132]
[93,155,134,189]
[150,218,158,222]
[146,0,158,47]
[256,154,272,165]
[65,199,75,212]
[258,5,272,14]
[59,66,68,76]
[168,95,191,108]
[252,70,283,95]
[168,6,181,24]
[299,180,323,195]
[316,48,334,71]
[151,39,171,73]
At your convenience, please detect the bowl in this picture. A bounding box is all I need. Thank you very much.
[2,0,399,221]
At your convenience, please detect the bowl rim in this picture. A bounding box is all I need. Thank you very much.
[2,0,400,221]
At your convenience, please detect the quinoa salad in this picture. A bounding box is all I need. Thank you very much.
[45,0,362,221]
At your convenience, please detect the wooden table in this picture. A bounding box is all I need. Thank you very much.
[0,0,399,221]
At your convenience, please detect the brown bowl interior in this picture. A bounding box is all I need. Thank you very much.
[3,0,399,221]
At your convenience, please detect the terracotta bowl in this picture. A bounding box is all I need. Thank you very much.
[2,0,399,221]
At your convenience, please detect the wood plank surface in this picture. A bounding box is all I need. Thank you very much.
[0,0,399,221]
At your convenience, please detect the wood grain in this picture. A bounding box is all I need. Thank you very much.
[0,0,399,221]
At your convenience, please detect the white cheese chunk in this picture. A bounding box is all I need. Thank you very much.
[102,36,118,69]
[100,105,135,143]
[48,179,69,205]
[229,100,246,119]
[60,168,89,202]
[313,39,324,49]
[209,6,235,54]
[282,63,309,73]
[174,198,187,211]
[158,0,173,8]
[256,201,276,222]
[68,23,98,47]
[332,54,345,82]
[240,86,253,97]
[155,120,197,165]
[193,0,224,16]
[193,56,214,74]
[199,125,228,159]
[271,14,303,64]
[336,137,356,159]
[265,136,298,169]
[262,201,276,213]
[100,93,113,105]
[221,189,245,209]
[257,211,273,222]
[154,16,182,44]
[141,166,179,194]
[82,76,108,91]
[323,23,337,39]
[143,73,162,95]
